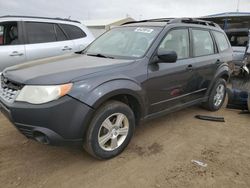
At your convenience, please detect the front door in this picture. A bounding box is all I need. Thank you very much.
[145,28,198,114]
[0,21,26,72]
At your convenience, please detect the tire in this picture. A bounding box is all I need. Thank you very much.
[203,78,227,111]
[83,100,135,159]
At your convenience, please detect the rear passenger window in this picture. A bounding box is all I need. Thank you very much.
[159,29,190,59]
[213,31,230,51]
[26,22,56,44]
[192,30,214,57]
[55,25,67,41]
[60,24,86,40]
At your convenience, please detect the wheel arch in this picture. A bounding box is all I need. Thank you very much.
[79,79,146,125]
[205,65,230,97]
[92,91,145,126]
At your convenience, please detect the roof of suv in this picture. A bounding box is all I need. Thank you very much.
[122,18,221,30]
[0,15,80,24]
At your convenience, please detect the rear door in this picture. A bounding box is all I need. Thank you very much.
[0,21,26,71]
[190,28,220,98]
[212,30,232,67]
[24,22,74,61]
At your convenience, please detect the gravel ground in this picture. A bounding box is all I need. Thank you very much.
[0,105,250,188]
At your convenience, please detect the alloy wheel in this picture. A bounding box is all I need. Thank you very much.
[213,84,225,107]
[98,113,129,151]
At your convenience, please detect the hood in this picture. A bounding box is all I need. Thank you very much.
[3,53,134,85]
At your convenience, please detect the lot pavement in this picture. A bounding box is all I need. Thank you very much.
[0,105,250,188]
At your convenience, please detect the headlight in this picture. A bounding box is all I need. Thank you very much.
[16,83,73,104]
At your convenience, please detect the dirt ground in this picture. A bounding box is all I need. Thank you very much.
[0,104,250,188]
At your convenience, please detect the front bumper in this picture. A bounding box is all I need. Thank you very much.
[0,95,94,145]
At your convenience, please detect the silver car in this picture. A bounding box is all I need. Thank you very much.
[0,16,95,71]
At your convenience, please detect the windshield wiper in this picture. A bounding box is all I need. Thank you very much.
[86,53,114,59]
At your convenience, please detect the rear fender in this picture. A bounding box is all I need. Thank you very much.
[205,64,230,96]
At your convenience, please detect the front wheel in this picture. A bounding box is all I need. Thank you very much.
[203,78,227,111]
[84,100,135,159]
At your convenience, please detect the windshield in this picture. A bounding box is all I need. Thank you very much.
[85,26,162,59]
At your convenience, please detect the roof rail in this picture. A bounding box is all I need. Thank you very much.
[143,18,173,22]
[122,17,220,28]
[0,15,80,23]
[169,18,220,28]
[122,18,173,25]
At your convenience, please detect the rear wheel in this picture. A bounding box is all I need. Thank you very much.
[84,100,135,159]
[203,78,227,111]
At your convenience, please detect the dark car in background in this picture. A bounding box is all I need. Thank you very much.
[203,12,250,74]
[226,28,250,74]
[0,18,231,159]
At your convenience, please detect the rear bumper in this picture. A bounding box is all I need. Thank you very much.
[0,96,94,145]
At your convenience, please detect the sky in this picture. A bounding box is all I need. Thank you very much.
[0,0,250,21]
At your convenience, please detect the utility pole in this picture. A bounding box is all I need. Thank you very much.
[236,0,240,12]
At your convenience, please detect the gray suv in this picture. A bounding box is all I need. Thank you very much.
[0,16,95,71]
[0,18,232,159]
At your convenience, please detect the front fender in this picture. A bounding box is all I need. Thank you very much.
[69,78,146,114]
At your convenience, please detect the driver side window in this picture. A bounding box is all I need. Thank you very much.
[0,22,19,46]
[159,29,190,59]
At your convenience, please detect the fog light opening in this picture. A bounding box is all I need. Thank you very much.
[33,132,50,145]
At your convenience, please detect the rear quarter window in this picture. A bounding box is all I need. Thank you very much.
[60,24,86,40]
[213,31,230,52]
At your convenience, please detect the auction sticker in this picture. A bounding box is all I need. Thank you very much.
[134,27,154,34]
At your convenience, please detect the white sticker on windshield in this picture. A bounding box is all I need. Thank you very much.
[134,27,154,34]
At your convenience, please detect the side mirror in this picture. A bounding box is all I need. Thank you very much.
[157,49,177,63]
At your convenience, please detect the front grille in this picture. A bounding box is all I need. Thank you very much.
[0,75,21,103]
[0,86,19,103]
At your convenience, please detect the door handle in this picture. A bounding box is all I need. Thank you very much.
[62,46,72,51]
[10,51,24,57]
[186,64,193,71]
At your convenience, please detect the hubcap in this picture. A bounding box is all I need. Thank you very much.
[214,84,225,107]
[98,113,129,151]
